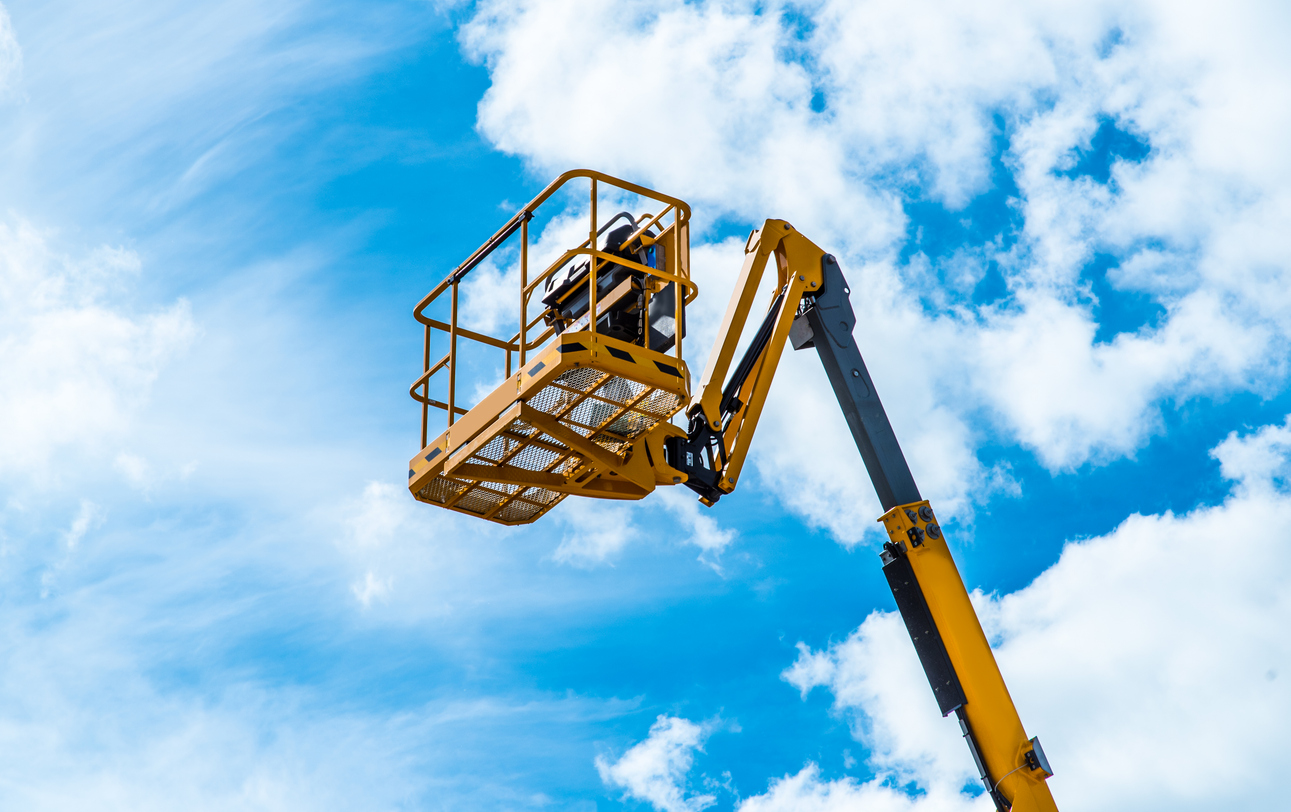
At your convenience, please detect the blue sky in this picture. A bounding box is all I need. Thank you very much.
[4,1,1291,810]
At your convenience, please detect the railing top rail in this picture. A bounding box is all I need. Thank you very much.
[520,245,698,302]
[413,169,691,324]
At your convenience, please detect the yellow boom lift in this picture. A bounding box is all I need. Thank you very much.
[407,171,1058,811]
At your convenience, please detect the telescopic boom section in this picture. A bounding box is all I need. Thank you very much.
[665,220,1059,812]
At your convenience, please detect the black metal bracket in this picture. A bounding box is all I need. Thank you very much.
[663,411,727,503]
[792,254,921,511]
[668,284,790,503]
[880,542,966,716]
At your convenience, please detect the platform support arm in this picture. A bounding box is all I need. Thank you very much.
[666,221,821,502]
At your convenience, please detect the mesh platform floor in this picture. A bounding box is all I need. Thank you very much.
[415,366,683,524]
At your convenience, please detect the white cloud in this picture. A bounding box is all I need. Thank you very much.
[0,4,20,98]
[774,415,1291,810]
[345,481,416,550]
[783,614,978,794]
[334,480,493,614]
[0,690,427,811]
[351,570,392,608]
[655,487,737,569]
[0,4,677,808]
[1212,416,1291,497]
[461,0,894,245]
[550,498,640,567]
[461,0,1291,531]
[544,485,737,569]
[39,499,104,599]
[0,0,432,253]
[597,715,719,812]
[0,218,194,481]
[738,763,984,812]
[60,499,102,551]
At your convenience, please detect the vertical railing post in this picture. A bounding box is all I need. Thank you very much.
[589,178,598,336]
[641,215,652,348]
[674,208,683,361]
[448,280,459,428]
[520,214,528,366]
[421,324,430,448]
[413,174,691,440]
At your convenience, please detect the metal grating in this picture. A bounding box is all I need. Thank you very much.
[495,499,545,523]
[453,488,503,515]
[591,434,631,456]
[528,382,580,415]
[509,442,562,473]
[606,410,653,437]
[521,487,562,505]
[421,476,467,504]
[555,367,605,392]
[594,377,644,402]
[635,388,684,417]
[414,370,685,525]
[568,397,618,432]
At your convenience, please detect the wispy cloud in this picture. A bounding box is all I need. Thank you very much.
[462,0,1291,536]
[597,714,724,812]
[4,0,1290,807]
[0,217,194,482]
[781,415,1291,809]
[0,4,20,97]
[0,1,431,234]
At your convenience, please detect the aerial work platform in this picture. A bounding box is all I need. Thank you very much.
[408,171,695,525]
[407,169,1060,811]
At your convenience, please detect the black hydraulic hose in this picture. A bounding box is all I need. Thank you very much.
[719,289,787,417]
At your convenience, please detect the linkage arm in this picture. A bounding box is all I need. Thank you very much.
[663,220,824,503]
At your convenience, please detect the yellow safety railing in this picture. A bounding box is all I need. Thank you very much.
[411,169,697,450]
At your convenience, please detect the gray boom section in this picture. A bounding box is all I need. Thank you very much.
[791,254,921,512]
[791,255,1007,812]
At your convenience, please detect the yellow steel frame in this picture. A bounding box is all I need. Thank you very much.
[410,169,695,450]
[690,220,825,497]
[882,502,1059,812]
[407,172,1059,810]
[408,329,692,524]
[408,170,697,525]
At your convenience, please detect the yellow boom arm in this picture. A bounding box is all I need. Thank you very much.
[663,220,1059,812]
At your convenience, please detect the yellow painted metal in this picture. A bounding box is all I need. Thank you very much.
[410,169,696,455]
[408,330,690,525]
[694,224,777,431]
[692,220,824,494]
[880,502,1058,811]
[409,169,698,525]
[520,214,528,367]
